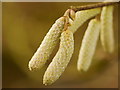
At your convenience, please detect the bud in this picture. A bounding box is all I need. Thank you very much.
[70,9,75,20]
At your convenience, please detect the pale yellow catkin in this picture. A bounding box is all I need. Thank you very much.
[43,30,74,85]
[77,19,100,72]
[28,17,65,71]
[68,8,101,33]
[69,18,73,26]
[100,6,114,53]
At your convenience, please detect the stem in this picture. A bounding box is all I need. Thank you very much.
[70,2,117,12]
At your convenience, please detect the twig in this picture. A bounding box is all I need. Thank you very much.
[70,2,117,12]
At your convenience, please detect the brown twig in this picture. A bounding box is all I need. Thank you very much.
[70,2,117,12]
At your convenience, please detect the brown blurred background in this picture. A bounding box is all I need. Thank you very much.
[2,2,118,88]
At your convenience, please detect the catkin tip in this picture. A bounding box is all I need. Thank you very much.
[77,66,81,71]
[28,66,34,71]
[43,79,53,86]
[28,66,39,71]
[77,67,86,72]
[28,62,32,71]
[28,61,38,71]
[28,66,32,71]
[28,64,34,71]
[77,65,86,72]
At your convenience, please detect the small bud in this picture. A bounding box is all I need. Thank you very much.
[64,9,70,17]
[70,9,75,20]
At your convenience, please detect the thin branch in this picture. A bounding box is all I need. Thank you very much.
[70,2,117,12]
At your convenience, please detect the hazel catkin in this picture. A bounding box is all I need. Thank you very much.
[28,17,65,71]
[100,6,114,53]
[69,8,101,33]
[43,30,74,85]
[77,18,100,72]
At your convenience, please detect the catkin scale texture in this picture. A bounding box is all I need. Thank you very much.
[43,30,74,85]
[68,8,101,33]
[28,17,65,71]
[100,6,114,53]
[77,19,100,72]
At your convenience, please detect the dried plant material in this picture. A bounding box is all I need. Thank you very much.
[28,17,65,71]
[69,8,101,33]
[63,9,75,20]
[100,6,114,53]
[70,2,116,11]
[43,30,74,85]
[77,19,100,72]
[63,9,74,26]
[64,9,71,17]
[70,9,75,20]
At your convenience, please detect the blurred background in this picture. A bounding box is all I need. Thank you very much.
[2,2,118,88]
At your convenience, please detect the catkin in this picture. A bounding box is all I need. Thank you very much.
[77,19,100,72]
[28,17,65,71]
[69,18,73,26]
[43,30,74,85]
[69,8,101,33]
[100,6,114,53]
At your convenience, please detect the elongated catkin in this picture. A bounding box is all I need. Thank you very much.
[100,6,114,53]
[77,19,100,72]
[69,8,101,33]
[43,30,74,85]
[28,17,65,71]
